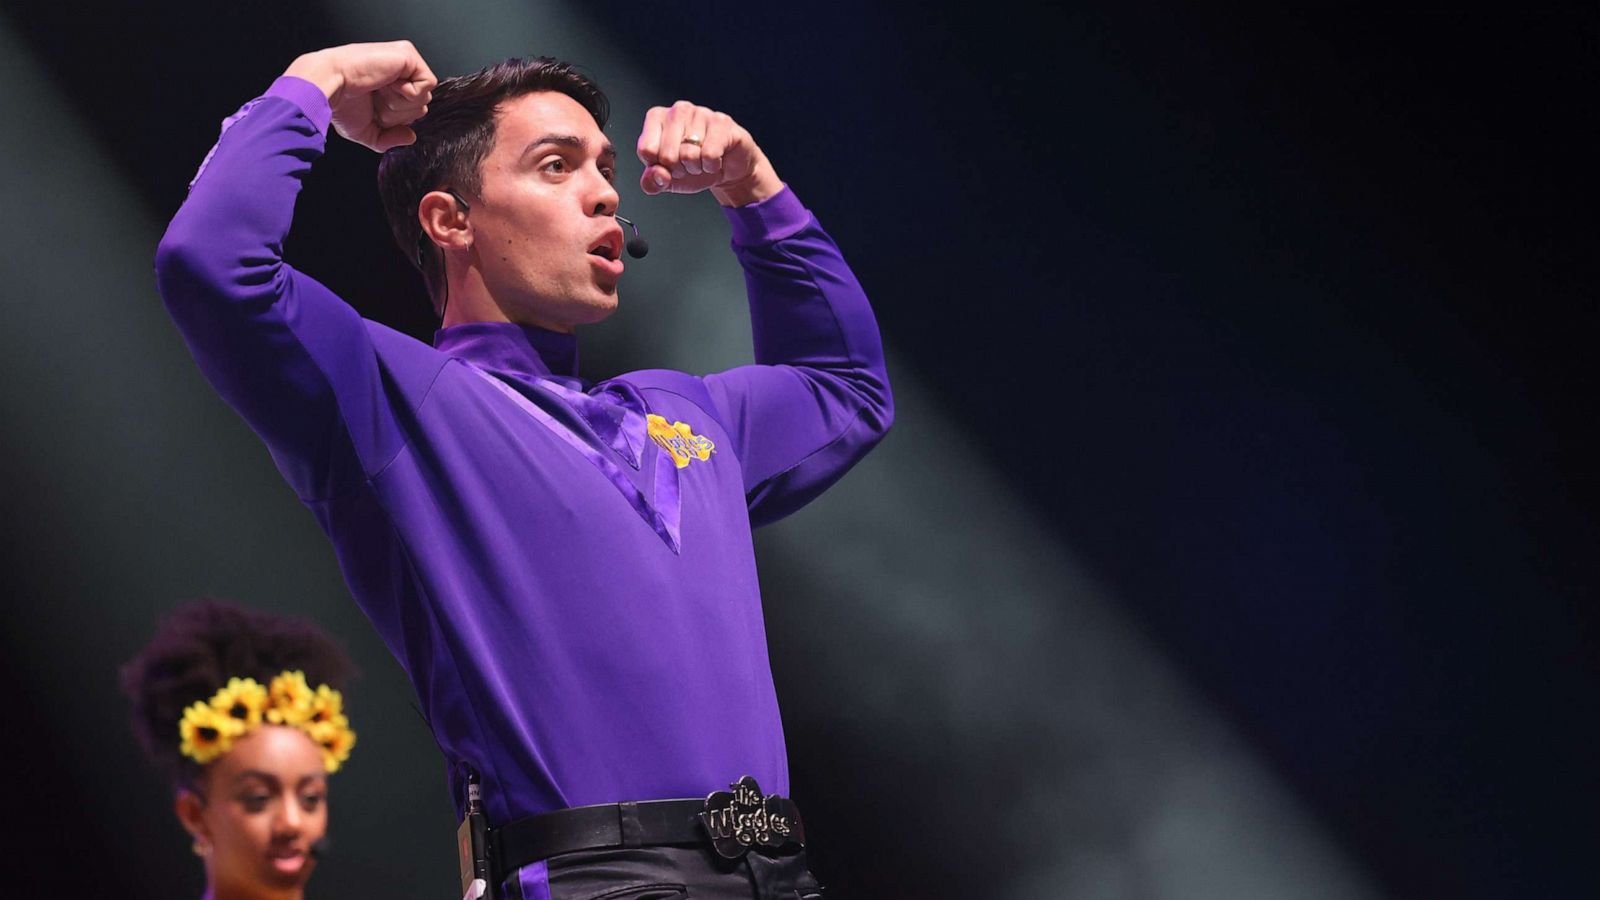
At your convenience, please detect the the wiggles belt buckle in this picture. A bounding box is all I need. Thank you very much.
[697,776,806,860]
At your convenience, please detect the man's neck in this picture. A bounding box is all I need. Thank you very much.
[439,273,572,334]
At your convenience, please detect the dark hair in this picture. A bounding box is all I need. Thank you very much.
[120,598,356,788]
[376,56,610,313]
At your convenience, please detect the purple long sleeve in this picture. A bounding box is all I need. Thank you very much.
[157,77,404,501]
[154,78,893,827]
[709,190,895,524]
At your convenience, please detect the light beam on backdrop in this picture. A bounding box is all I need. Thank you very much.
[0,20,453,899]
[320,3,1382,897]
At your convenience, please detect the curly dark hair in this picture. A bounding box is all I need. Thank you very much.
[376,55,610,314]
[120,598,356,788]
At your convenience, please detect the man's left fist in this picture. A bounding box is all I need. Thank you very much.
[635,101,782,207]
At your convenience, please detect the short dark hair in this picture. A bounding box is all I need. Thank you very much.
[120,598,356,788]
[376,56,610,313]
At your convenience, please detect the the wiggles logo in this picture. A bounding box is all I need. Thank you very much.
[647,414,715,469]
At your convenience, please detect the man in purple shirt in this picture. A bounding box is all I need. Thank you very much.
[156,40,891,899]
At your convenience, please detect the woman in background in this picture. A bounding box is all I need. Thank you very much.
[122,599,356,900]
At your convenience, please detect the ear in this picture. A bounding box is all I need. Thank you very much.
[175,788,209,842]
[418,189,472,255]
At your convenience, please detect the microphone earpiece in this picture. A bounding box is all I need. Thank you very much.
[614,215,649,259]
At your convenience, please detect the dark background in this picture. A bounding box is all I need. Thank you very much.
[1,2,1593,897]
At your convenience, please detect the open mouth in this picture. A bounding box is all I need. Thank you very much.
[588,230,623,262]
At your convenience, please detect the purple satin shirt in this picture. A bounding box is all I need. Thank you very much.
[155,77,893,825]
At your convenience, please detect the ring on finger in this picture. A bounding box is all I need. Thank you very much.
[681,134,703,147]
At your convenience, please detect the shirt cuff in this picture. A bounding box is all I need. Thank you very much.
[722,185,809,247]
[265,75,334,136]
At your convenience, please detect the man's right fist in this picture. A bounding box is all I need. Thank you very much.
[284,40,437,153]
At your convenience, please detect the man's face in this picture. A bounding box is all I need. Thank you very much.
[468,90,625,332]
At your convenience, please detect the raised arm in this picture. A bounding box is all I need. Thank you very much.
[154,42,436,500]
[637,102,894,525]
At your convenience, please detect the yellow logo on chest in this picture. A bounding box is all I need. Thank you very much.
[647,414,716,469]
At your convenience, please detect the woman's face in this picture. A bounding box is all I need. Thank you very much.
[180,725,329,896]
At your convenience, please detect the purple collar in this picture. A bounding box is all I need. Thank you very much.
[433,322,580,380]
[436,320,651,475]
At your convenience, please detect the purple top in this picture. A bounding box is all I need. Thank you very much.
[155,77,893,825]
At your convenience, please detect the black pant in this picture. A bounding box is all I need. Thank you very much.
[502,844,826,900]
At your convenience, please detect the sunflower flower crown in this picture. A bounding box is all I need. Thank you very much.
[178,671,356,773]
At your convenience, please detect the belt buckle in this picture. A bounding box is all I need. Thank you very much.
[697,776,805,860]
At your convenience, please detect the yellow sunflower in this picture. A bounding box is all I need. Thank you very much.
[209,677,268,730]
[307,719,357,774]
[178,700,241,765]
[266,671,314,726]
[307,684,345,728]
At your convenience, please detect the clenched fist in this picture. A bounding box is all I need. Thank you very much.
[636,101,783,208]
[284,40,438,152]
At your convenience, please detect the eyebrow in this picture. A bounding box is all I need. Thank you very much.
[233,770,326,788]
[523,134,616,161]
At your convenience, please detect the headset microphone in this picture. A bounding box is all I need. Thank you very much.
[614,215,649,259]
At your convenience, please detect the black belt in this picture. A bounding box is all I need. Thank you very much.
[490,798,707,877]
[490,777,806,879]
